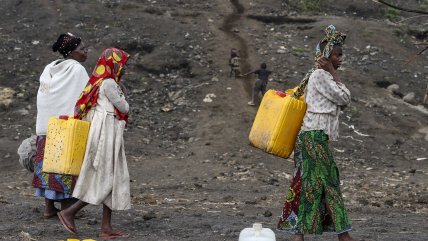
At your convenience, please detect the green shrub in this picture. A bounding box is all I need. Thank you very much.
[292,47,307,53]
[385,7,400,20]
[302,0,320,12]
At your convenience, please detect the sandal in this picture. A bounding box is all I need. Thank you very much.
[98,230,130,239]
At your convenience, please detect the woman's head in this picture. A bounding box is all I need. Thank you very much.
[74,48,129,120]
[316,25,346,69]
[52,33,87,62]
[319,40,343,70]
[91,48,129,82]
[330,45,343,69]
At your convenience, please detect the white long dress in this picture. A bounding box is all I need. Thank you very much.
[72,78,131,210]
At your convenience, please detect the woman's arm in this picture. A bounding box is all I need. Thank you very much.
[104,79,129,114]
[312,69,351,106]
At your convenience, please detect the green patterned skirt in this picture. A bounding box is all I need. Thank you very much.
[277,130,351,235]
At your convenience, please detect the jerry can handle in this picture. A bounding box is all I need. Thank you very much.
[58,115,72,120]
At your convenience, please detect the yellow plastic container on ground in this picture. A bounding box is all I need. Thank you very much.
[249,89,307,158]
[43,117,90,175]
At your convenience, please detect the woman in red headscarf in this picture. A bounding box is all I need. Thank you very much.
[58,48,131,238]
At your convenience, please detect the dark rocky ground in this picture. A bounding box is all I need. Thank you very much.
[0,0,427,240]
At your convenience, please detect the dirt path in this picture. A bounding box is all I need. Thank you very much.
[220,0,253,96]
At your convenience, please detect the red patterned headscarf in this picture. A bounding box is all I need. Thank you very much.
[74,48,130,122]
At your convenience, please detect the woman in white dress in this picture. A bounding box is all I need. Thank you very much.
[32,33,89,218]
[57,48,131,239]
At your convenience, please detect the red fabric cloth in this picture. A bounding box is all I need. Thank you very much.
[74,48,129,122]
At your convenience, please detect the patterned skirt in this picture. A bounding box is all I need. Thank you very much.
[31,135,77,200]
[277,130,351,235]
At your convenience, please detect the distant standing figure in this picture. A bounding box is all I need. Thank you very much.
[32,32,89,218]
[58,48,131,239]
[229,48,241,78]
[242,63,272,106]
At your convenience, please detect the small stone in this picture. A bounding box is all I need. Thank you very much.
[263,210,272,217]
[203,93,216,103]
[384,200,394,206]
[161,104,173,112]
[17,108,29,115]
[386,84,399,94]
[371,202,381,207]
[267,178,278,185]
[87,218,97,225]
[143,211,156,220]
[403,92,416,104]
[223,195,233,202]
[277,49,287,54]
[357,198,369,206]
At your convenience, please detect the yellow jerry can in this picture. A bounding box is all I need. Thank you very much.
[43,116,90,175]
[249,89,307,158]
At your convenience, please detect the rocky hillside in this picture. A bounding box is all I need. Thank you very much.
[0,0,427,240]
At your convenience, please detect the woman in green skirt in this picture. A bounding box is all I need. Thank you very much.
[278,25,359,241]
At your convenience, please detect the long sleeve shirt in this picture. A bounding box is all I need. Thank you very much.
[301,69,351,141]
[102,78,129,114]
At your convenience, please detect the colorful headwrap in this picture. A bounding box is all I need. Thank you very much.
[74,48,130,122]
[52,33,82,58]
[292,25,346,98]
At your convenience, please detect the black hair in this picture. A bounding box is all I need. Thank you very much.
[260,63,267,69]
[52,33,81,58]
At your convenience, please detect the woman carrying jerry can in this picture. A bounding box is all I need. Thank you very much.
[277,25,363,241]
[57,48,131,239]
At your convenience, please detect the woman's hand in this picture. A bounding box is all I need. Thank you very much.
[318,57,334,73]
[117,82,129,101]
[318,57,341,83]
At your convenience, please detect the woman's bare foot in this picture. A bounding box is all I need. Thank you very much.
[98,230,129,238]
[43,207,60,219]
[44,199,58,218]
[291,234,304,241]
[338,232,358,241]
